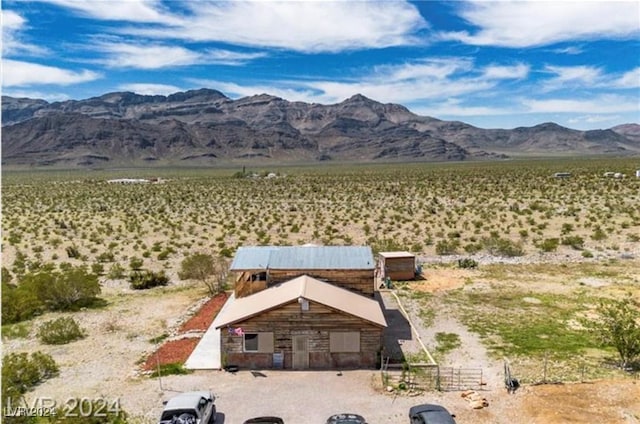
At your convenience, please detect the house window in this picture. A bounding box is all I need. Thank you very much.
[330,332,360,353]
[243,332,274,353]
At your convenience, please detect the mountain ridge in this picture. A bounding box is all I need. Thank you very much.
[2,89,638,168]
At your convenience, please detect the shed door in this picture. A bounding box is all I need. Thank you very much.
[292,335,309,369]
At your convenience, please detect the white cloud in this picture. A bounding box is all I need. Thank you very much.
[522,95,639,114]
[95,41,265,69]
[190,57,519,106]
[123,1,426,53]
[2,9,49,56]
[117,83,183,95]
[550,46,584,55]
[614,67,640,89]
[442,1,640,47]
[411,99,510,118]
[481,64,529,80]
[568,115,622,125]
[38,0,179,24]
[541,65,603,91]
[2,59,101,87]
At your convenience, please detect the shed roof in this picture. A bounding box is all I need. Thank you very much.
[378,251,415,259]
[230,245,374,271]
[215,275,387,328]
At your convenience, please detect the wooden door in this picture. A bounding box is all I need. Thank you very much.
[292,335,309,369]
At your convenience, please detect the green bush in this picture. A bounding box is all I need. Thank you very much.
[37,317,86,345]
[129,271,169,290]
[106,263,126,279]
[1,351,59,402]
[538,238,560,252]
[1,280,41,324]
[561,235,585,250]
[65,245,81,258]
[458,258,478,269]
[482,236,524,257]
[148,362,192,378]
[129,257,144,271]
[435,239,460,255]
[20,266,100,312]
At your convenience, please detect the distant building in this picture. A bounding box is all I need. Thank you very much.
[553,172,571,178]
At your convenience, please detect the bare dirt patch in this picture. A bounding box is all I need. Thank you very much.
[413,268,474,292]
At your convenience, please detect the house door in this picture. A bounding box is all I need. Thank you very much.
[292,335,309,369]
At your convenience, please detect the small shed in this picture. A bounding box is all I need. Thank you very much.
[378,251,416,281]
[215,275,386,370]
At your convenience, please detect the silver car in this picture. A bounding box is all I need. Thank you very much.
[159,391,216,424]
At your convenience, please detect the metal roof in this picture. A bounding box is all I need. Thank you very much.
[378,251,415,258]
[215,275,387,328]
[230,246,374,271]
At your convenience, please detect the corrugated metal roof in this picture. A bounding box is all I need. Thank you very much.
[215,275,387,328]
[230,245,374,271]
[379,251,415,258]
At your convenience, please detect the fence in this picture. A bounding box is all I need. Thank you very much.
[381,360,485,392]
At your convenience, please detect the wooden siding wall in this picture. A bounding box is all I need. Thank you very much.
[381,257,415,281]
[269,269,375,297]
[220,300,383,369]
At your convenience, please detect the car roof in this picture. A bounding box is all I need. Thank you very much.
[242,417,284,424]
[327,413,366,423]
[409,404,456,424]
[164,391,212,410]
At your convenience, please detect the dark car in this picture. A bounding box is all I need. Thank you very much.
[242,417,284,424]
[326,413,367,424]
[159,391,216,424]
[409,404,456,424]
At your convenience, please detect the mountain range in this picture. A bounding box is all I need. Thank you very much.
[2,88,639,168]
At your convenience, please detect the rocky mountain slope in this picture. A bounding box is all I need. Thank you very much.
[2,89,638,167]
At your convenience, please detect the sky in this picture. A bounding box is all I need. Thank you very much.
[2,0,639,130]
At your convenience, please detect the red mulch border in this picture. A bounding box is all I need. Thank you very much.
[142,292,228,371]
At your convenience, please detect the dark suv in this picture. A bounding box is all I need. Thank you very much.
[326,413,367,424]
[409,404,456,424]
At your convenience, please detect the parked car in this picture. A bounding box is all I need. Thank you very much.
[326,413,367,423]
[159,391,216,424]
[409,404,456,424]
[242,418,284,424]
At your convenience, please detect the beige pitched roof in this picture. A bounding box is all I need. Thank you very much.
[215,275,386,328]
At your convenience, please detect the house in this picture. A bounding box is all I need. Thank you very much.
[214,275,386,369]
[230,245,376,297]
[378,251,416,281]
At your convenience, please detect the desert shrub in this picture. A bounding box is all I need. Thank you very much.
[1,322,31,339]
[91,263,105,275]
[582,250,594,258]
[458,258,478,269]
[65,245,81,258]
[179,253,229,295]
[106,263,126,279]
[129,257,144,271]
[435,239,459,255]
[591,226,607,241]
[538,238,560,252]
[96,251,115,263]
[19,266,100,312]
[561,235,585,250]
[482,236,524,257]
[1,280,42,324]
[37,317,86,345]
[129,271,169,290]
[463,243,482,254]
[1,351,59,402]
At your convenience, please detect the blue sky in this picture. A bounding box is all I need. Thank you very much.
[2,0,639,130]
